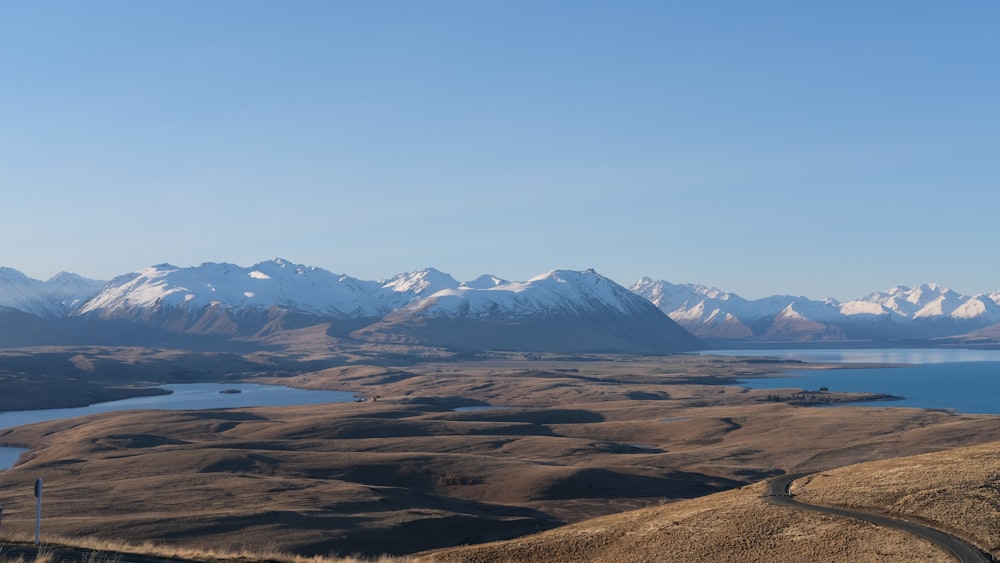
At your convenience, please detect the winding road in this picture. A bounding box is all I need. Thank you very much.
[766,473,991,563]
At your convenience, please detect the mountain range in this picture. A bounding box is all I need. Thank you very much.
[2,259,999,353]
[0,260,702,354]
[631,278,1000,343]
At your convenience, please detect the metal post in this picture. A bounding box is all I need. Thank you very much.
[34,478,41,545]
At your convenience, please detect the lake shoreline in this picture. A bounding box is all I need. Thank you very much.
[0,377,173,412]
[717,349,1000,415]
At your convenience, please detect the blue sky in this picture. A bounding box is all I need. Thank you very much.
[2,1,998,300]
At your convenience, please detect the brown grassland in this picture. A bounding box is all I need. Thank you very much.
[429,439,1000,562]
[794,440,1000,557]
[0,351,998,561]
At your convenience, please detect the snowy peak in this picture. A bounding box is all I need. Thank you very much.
[949,294,1000,322]
[76,260,386,318]
[405,268,657,320]
[637,276,1000,341]
[523,269,655,316]
[377,268,461,308]
[776,303,807,321]
[461,274,510,289]
[859,283,964,319]
[75,263,666,324]
[0,267,104,317]
[381,267,459,293]
[246,257,330,280]
[9,258,1000,347]
[0,267,34,286]
[361,268,705,354]
[630,277,741,314]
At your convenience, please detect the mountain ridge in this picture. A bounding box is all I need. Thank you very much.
[4,260,1000,348]
[631,277,1000,342]
[0,260,704,354]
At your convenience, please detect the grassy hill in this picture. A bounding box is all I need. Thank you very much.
[427,439,1000,561]
[0,354,997,560]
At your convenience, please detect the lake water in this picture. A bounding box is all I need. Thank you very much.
[0,383,356,470]
[706,348,1000,414]
[0,446,28,469]
[707,348,1000,365]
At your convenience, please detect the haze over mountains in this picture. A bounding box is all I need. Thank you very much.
[2,259,999,352]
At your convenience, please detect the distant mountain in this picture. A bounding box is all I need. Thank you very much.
[0,262,704,354]
[632,278,1000,343]
[77,260,388,319]
[0,268,104,317]
[7,260,1000,350]
[375,267,462,308]
[461,274,510,289]
[356,270,704,354]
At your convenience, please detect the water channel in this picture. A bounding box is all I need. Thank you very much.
[0,383,356,470]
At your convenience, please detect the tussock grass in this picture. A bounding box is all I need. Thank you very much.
[0,544,58,563]
[795,440,1000,558]
[427,480,952,562]
[65,536,289,562]
[4,357,1000,559]
[2,532,433,563]
[431,440,1000,561]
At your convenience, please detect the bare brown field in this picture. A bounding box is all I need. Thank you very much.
[0,355,997,559]
[425,480,953,562]
[792,440,1000,558]
[428,439,1000,562]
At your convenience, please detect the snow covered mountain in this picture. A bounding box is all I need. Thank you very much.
[5,259,1000,349]
[461,274,510,290]
[358,269,705,353]
[0,262,704,353]
[375,267,461,308]
[0,268,104,317]
[77,260,388,319]
[632,278,1000,342]
[848,284,1000,321]
[404,269,656,319]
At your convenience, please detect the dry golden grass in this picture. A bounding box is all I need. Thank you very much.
[1,531,428,563]
[793,440,1000,558]
[428,437,1000,561]
[425,481,951,562]
[0,356,998,559]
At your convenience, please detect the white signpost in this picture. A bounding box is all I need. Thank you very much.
[34,478,41,545]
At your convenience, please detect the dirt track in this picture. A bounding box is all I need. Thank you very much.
[766,473,990,563]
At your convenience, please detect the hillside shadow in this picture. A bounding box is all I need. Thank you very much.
[538,468,740,501]
[446,408,606,424]
[152,495,559,557]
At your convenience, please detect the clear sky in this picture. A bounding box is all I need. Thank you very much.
[2,1,998,300]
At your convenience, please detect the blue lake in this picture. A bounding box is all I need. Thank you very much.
[0,446,28,469]
[706,348,1000,414]
[706,348,1000,365]
[0,383,356,470]
[0,383,357,431]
